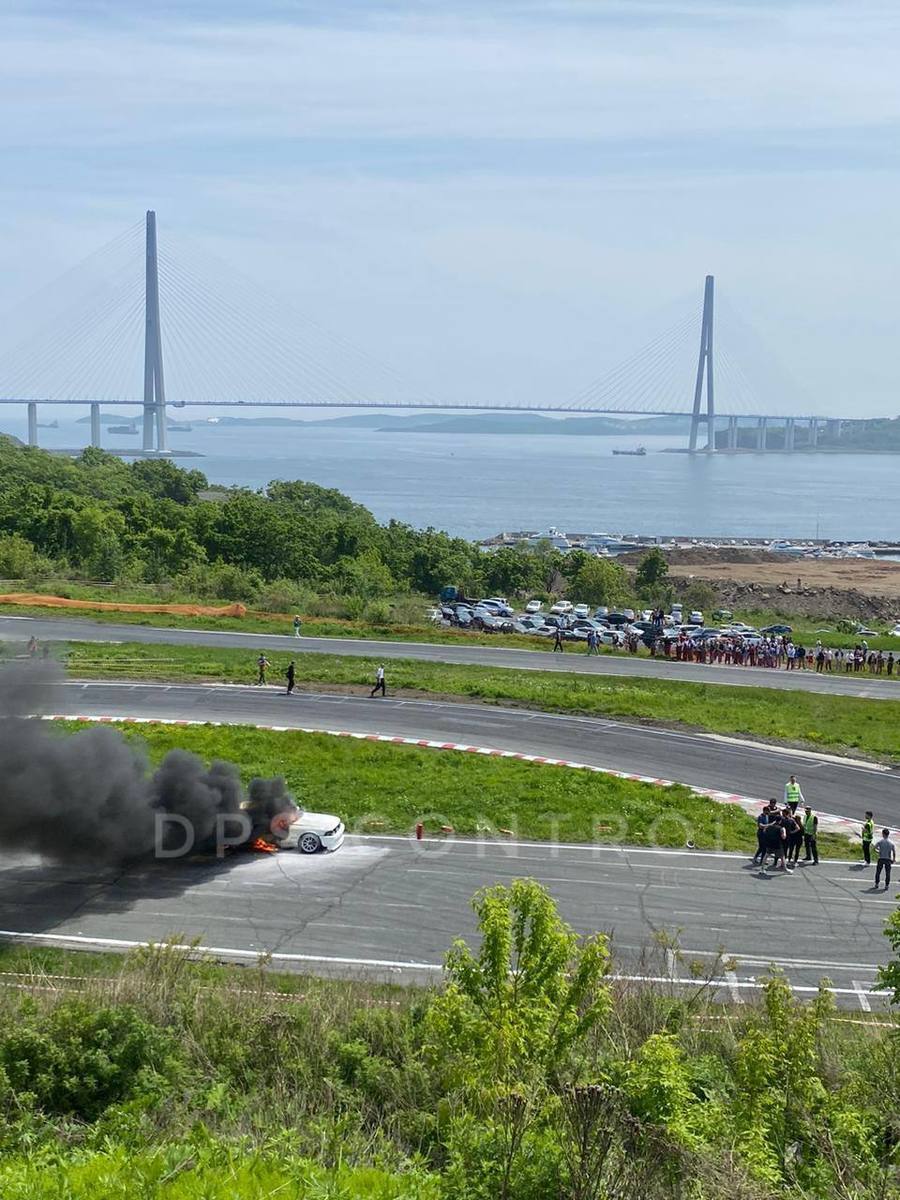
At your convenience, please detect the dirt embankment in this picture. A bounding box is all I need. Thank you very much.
[619,549,900,622]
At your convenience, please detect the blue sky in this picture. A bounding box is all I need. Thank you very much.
[1,0,898,415]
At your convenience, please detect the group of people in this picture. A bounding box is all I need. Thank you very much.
[256,653,387,698]
[753,775,896,888]
[666,634,895,674]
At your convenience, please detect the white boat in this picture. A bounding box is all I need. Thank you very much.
[767,540,807,557]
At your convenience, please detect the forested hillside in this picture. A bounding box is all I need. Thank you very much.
[0,438,577,602]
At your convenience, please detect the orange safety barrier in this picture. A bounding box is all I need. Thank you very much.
[0,593,247,618]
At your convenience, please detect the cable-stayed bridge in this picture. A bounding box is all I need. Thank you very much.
[0,212,840,454]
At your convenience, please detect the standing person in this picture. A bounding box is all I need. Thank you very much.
[888,652,895,677]
[293,614,302,638]
[782,807,802,867]
[370,664,386,698]
[285,660,295,695]
[552,626,564,653]
[752,805,770,865]
[875,829,896,891]
[27,636,38,658]
[762,816,788,872]
[802,806,819,864]
[256,654,270,686]
[861,811,875,866]
[784,775,804,815]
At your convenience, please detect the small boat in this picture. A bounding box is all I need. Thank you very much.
[36,418,58,429]
[108,423,138,435]
[612,446,647,457]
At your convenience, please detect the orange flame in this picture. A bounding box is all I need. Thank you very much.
[249,837,277,854]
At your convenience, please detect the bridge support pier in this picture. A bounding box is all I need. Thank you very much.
[26,402,38,447]
[142,210,167,453]
[756,417,767,450]
[827,418,841,441]
[809,417,818,448]
[90,402,101,448]
[689,275,715,452]
[726,415,738,450]
[784,418,795,452]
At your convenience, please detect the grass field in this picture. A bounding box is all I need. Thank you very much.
[62,640,900,762]
[51,717,855,857]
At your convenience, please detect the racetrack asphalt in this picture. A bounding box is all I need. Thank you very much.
[1,613,899,699]
[1,678,898,1009]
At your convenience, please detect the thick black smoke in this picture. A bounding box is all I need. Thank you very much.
[0,663,299,864]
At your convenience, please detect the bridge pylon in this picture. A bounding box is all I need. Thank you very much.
[142,210,167,452]
[689,275,715,453]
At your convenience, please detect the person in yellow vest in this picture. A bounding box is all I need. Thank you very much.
[784,775,804,815]
[802,806,819,864]
[861,812,875,866]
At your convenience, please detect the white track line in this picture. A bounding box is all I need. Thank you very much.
[0,931,886,1000]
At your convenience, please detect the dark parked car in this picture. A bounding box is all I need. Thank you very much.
[760,624,793,635]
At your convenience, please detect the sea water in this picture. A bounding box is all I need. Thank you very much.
[5,415,898,543]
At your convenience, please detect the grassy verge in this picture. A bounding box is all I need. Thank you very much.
[64,640,900,762]
[0,895,895,1199]
[54,717,802,853]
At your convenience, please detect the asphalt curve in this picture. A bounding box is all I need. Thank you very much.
[1,614,899,698]
[1,679,898,1008]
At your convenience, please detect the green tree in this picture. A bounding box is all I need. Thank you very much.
[567,556,628,608]
[424,880,610,1200]
[635,548,670,602]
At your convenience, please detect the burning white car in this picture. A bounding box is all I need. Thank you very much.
[270,809,345,855]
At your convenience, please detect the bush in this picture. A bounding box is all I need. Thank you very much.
[0,999,176,1120]
[176,561,263,603]
[256,578,313,613]
[363,599,393,626]
[0,534,54,582]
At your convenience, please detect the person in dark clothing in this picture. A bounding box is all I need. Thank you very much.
[802,807,819,864]
[552,628,564,653]
[762,818,788,872]
[285,660,295,695]
[752,807,769,865]
[782,809,802,865]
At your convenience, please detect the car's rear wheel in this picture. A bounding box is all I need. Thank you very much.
[298,832,321,855]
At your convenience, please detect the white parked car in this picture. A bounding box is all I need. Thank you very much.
[525,599,543,613]
[550,600,574,615]
[277,809,345,854]
[890,624,900,638]
[572,603,591,619]
[690,610,704,625]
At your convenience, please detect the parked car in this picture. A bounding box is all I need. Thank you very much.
[594,606,609,619]
[760,624,793,635]
[712,609,733,622]
[689,610,704,625]
[425,607,443,623]
[525,599,543,613]
[478,598,513,616]
[856,626,879,638]
[622,608,636,620]
[890,624,900,638]
[600,629,626,647]
[550,600,574,615]
[572,603,591,619]
[604,612,630,627]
